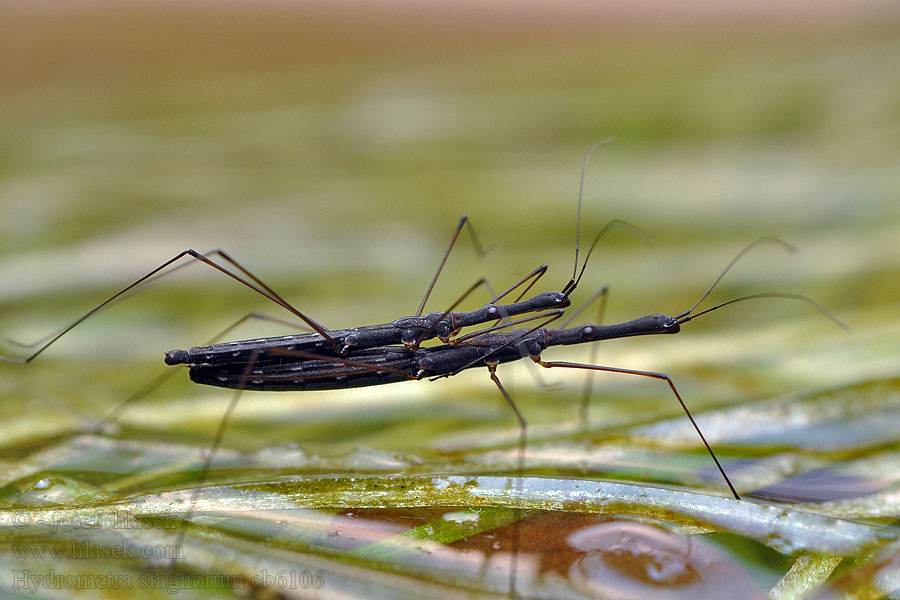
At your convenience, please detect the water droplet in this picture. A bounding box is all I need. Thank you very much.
[567,521,761,600]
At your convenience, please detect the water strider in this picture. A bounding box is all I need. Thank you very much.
[1,141,849,597]
[164,235,848,501]
[1,139,848,500]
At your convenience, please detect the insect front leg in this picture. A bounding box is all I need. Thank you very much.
[1,248,340,363]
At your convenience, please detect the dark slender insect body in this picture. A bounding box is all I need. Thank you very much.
[169,314,679,392]
[162,289,570,369]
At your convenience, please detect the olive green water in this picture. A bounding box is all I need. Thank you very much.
[1,5,899,598]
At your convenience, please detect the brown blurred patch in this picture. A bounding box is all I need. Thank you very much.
[3,0,898,99]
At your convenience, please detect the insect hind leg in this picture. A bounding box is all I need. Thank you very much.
[95,312,313,431]
[166,348,262,564]
[535,359,741,500]
[557,285,610,425]
[485,363,527,599]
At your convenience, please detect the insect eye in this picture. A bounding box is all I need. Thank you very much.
[486,305,499,318]
[435,321,452,339]
[581,326,595,340]
[400,329,418,347]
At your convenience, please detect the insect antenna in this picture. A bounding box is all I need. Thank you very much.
[676,292,850,330]
[563,219,653,299]
[675,236,796,320]
[560,138,654,298]
[672,237,850,331]
[566,137,616,294]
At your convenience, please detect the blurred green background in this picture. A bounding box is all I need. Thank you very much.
[2,2,897,378]
[1,2,899,598]
[2,1,897,430]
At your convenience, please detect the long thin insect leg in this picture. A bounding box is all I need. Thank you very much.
[170,349,262,561]
[487,363,525,599]
[204,249,302,312]
[559,285,609,330]
[439,309,567,379]
[197,312,314,346]
[413,272,542,349]
[414,264,554,349]
[4,248,246,351]
[557,285,611,424]
[413,277,488,348]
[171,338,425,549]
[169,250,335,347]
[535,359,740,500]
[5,249,313,350]
[579,300,607,425]
[490,264,549,305]
[476,284,608,417]
[466,314,555,391]
[484,265,551,335]
[1,249,340,363]
[452,310,570,344]
[95,312,312,429]
[417,215,487,317]
[170,345,420,557]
